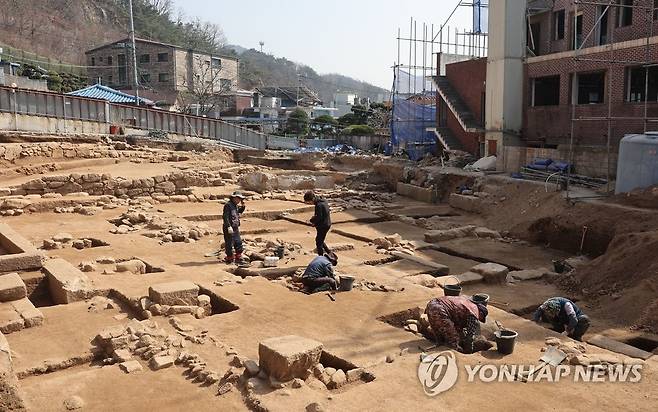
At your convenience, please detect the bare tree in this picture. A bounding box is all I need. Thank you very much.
[178,55,236,117]
[147,0,173,17]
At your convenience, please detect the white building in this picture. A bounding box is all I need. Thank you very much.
[332,92,359,118]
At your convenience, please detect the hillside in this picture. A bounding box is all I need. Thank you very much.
[0,0,388,103]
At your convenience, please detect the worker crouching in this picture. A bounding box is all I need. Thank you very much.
[301,253,339,294]
[533,297,590,341]
[425,296,491,354]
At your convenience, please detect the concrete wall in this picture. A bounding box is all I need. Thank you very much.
[337,135,388,150]
[485,0,526,160]
[0,113,106,134]
[502,144,618,178]
[0,74,48,91]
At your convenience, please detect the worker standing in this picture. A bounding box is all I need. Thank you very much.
[533,297,590,341]
[223,191,246,264]
[304,191,332,255]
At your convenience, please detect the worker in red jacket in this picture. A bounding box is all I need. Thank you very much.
[425,295,490,354]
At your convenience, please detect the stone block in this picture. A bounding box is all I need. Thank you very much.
[424,226,476,242]
[259,335,323,382]
[0,273,27,302]
[148,281,199,306]
[150,355,174,370]
[119,360,143,374]
[115,260,147,275]
[470,263,509,284]
[448,194,482,213]
[43,258,93,304]
[10,298,43,328]
[507,269,547,282]
[436,272,483,288]
[473,227,502,239]
[0,304,24,334]
[397,182,436,203]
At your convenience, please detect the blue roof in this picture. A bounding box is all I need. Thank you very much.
[67,84,153,105]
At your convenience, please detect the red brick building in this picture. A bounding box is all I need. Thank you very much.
[435,0,658,177]
[434,58,487,155]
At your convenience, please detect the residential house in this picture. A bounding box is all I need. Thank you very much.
[85,38,239,111]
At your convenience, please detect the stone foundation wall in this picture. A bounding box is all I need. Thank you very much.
[4,170,225,198]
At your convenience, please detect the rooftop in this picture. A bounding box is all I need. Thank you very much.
[67,84,154,105]
[85,38,238,61]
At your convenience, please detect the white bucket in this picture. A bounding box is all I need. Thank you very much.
[263,256,280,267]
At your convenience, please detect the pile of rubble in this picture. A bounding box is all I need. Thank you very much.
[109,210,212,243]
[240,238,305,262]
[42,233,109,250]
[543,337,626,368]
[371,233,415,255]
[92,317,222,386]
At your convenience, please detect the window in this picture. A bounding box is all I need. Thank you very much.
[574,13,584,49]
[118,54,127,84]
[157,52,169,62]
[627,66,658,102]
[108,75,113,84]
[531,76,561,106]
[158,73,170,82]
[220,78,233,90]
[654,0,658,20]
[527,22,541,55]
[553,10,565,40]
[91,57,96,66]
[139,73,151,83]
[107,56,113,65]
[596,6,610,46]
[617,0,633,27]
[99,56,104,63]
[211,57,222,70]
[575,72,606,104]
[139,54,150,63]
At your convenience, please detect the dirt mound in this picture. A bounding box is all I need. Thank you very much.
[563,231,658,332]
[611,185,658,210]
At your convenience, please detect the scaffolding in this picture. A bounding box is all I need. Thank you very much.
[391,1,488,158]
[566,0,658,197]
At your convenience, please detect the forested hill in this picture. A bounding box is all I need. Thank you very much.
[0,0,388,103]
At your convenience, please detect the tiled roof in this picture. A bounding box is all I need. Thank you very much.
[67,84,153,105]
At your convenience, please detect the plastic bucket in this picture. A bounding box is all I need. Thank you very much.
[495,329,518,355]
[339,276,355,291]
[276,246,285,259]
[443,276,462,296]
[472,293,490,305]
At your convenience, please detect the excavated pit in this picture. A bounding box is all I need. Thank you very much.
[197,286,240,315]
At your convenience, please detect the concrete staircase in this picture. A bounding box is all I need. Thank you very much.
[434,76,485,134]
[0,273,44,334]
[432,127,465,151]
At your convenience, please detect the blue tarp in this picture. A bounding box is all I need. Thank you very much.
[391,95,436,148]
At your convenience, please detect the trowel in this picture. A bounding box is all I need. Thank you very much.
[518,346,567,383]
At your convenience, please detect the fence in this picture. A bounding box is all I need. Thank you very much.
[0,86,268,149]
[0,44,86,76]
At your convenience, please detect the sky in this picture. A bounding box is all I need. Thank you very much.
[171,0,473,90]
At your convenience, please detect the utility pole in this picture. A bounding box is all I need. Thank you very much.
[129,0,140,106]
[259,41,265,53]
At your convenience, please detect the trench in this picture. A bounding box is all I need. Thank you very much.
[197,286,240,315]
[623,336,658,353]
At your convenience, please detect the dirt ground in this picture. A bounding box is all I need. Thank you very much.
[0,138,656,411]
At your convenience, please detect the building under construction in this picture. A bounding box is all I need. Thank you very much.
[428,0,657,184]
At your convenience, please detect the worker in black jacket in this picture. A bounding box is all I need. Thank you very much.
[304,191,332,255]
[223,191,246,264]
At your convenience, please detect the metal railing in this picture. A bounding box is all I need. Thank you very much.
[0,86,268,149]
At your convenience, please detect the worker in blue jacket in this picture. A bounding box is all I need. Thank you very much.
[533,297,590,341]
